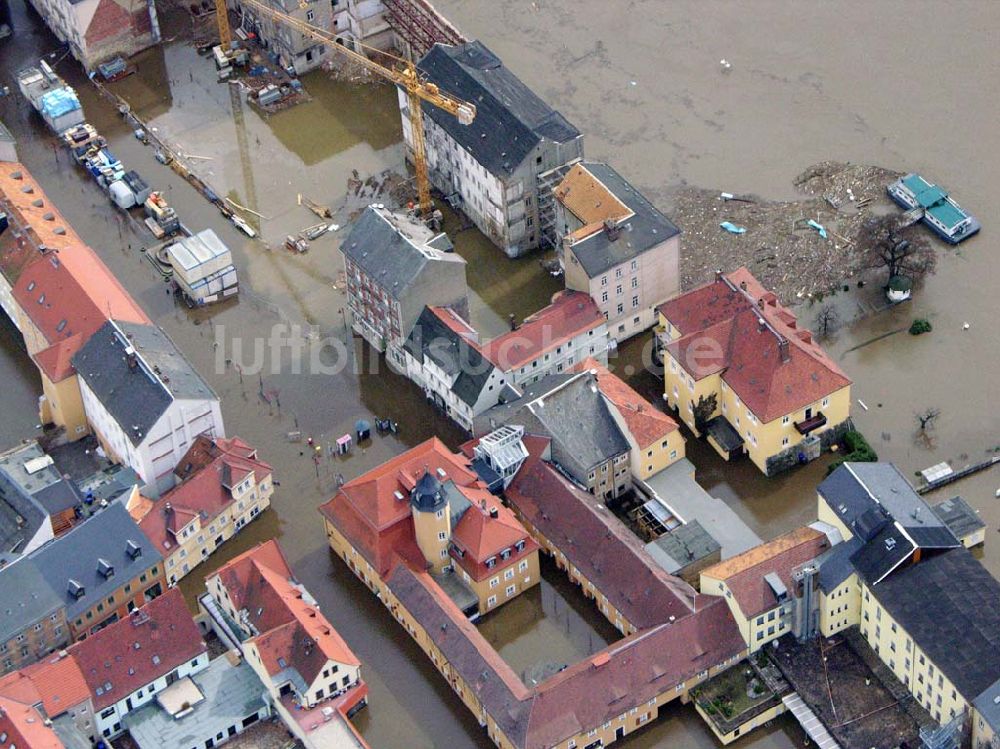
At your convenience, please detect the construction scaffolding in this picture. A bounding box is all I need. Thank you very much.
[382,0,465,60]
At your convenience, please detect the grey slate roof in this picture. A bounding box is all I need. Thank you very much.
[404,306,495,408]
[816,536,863,592]
[644,520,720,575]
[564,162,680,278]
[0,442,81,562]
[640,459,761,559]
[340,206,464,299]
[479,371,629,481]
[868,547,1000,701]
[973,677,1000,733]
[29,502,162,619]
[818,463,958,548]
[72,320,216,446]
[930,495,985,542]
[124,656,268,749]
[417,41,580,177]
[0,558,64,642]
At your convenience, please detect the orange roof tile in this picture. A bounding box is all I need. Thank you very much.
[701,526,830,618]
[482,290,604,371]
[574,358,679,448]
[318,438,480,577]
[214,541,360,687]
[554,163,632,231]
[450,500,537,582]
[17,654,90,718]
[0,163,85,254]
[0,695,64,748]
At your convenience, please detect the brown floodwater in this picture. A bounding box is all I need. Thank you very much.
[0,0,997,747]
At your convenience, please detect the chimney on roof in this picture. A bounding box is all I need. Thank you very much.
[164,502,173,515]
[778,339,790,362]
[715,269,724,281]
[489,507,499,519]
[757,297,765,309]
[603,219,621,242]
[740,280,748,291]
[125,345,138,371]
[508,313,517,331]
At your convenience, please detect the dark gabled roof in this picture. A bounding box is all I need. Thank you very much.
[819,463,957,547]
[930,496,985,543]
[339,206,464,299]
[643,520,721,575]
[417,42,579,177]
[72,320,216,446]
[404,306,495,408]
[29,503,162,619]
[562,162,680,278]
[0,559,64,642]
[849,522,915,585]
[479,371,630,481]
[816,536,863,593]
[868,547,1000,701]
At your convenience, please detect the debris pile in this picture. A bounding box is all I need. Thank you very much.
[673,162,902,302]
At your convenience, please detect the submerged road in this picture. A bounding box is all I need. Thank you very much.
[2,1,998,748]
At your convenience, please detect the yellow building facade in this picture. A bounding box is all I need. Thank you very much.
[661,329,852,474]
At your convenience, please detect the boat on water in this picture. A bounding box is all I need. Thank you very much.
[887,173,980,244]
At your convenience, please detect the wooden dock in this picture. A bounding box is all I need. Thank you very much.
[916,455,1000,495]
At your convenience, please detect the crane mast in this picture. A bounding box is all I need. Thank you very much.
[216,0,475,216]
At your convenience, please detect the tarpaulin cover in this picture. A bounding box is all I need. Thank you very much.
[39,87,80,117]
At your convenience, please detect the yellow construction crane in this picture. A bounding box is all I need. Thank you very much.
[215,0,232,50]
[214,0,475,216]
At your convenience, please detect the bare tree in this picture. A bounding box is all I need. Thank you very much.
[815,304,839,339]
[856,214,937,283]
[916,408,941,433]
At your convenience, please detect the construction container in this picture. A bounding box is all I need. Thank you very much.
[123,171,152,205]
[17,62,85,134]
[108,180,136,210]
[167,229,238,305]
[257,85,282,107]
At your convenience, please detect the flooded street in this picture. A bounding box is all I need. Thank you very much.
[0,0,997,747]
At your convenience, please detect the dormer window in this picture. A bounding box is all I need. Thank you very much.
[500,548,511,561]
[485,557,496,569]
[97,559,114,579]
[515,540,525,553]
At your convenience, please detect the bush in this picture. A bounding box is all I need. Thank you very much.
[909,318,932,335]
[826,430,878,475]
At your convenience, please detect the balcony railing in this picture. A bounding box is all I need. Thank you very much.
[794,412,827,435]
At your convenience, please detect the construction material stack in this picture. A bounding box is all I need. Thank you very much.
[17,62,86,134]
[167,228,238,305]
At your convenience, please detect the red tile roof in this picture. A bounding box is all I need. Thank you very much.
[701,526,830,619]
[0,695,64,749]
[318,437,480,577]
[522,598,744,749]
[212,541,360,687]
[482,290,604,371]
[7,654,90,718]
[71,587,207,710]
[505,445,700,630]
[659,268,850,422]
[574,358,679,449]
[140,436,271,553]
[450,499,538,582]
[387,561,745,749]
